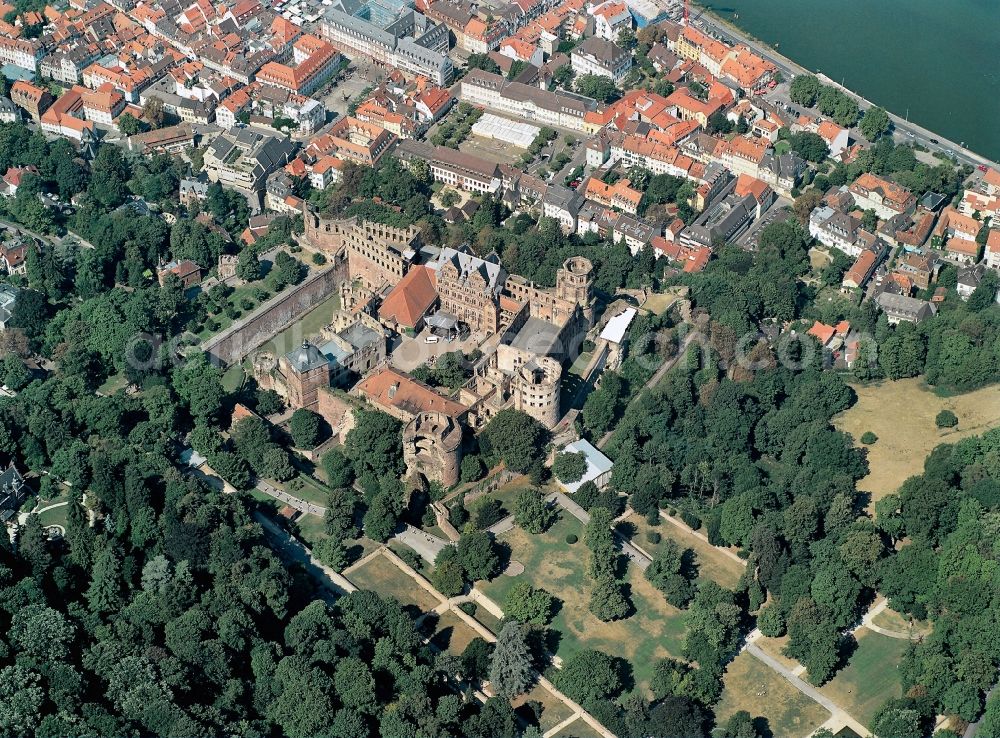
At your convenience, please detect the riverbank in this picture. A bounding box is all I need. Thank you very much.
[688,0,999,168]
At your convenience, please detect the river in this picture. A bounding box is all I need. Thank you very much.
[697,0,1000,161]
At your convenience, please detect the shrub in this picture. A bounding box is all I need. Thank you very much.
[680,510,701,530]
[566,533,578,544]
[860,431,878,445]
[646,531,661,545]
[936,410,958,428]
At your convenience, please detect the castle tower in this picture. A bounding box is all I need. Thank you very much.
[556,256,595,326]
[403,412,464,487]
[281,342,331,410]
[512,357,561,429]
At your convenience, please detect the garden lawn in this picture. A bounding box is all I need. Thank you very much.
[255,292,342,358]
[273,474,332,507]
[717,652,830,737]
[34,503,69,531]
[618,513,746,589]
[294,513,327,548]
[818,629,908,728]
[477,513,687,694]
[346,552,442,614]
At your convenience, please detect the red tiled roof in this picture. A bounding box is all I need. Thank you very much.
[377,265,438,328]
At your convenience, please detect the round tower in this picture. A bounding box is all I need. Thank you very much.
[403,412,464,487]
[512,357,561,429]
[556,256,595,326]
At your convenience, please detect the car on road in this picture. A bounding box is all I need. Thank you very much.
[929,138,939,144]
[978,165,989,172]
[569,179,580,188]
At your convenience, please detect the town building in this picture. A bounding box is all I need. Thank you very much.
[256,34,342,95]
[460,68,601,132]
[570,36,632,83]
[355,366,469,422]
[319,7,454,85]
[849,172,917,220]
[10,80,51,121]
[157,259,203,288]
[876,291,936,324]
[395,139,502,193]
[0,462,27,523]
[203,129,297,193]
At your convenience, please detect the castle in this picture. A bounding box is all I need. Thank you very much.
[278,211,599,480]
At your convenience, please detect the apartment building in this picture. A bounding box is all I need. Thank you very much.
[10,80,52,122]
[0,36,41,73]
[849,173,917,220]
[313,116,397,167]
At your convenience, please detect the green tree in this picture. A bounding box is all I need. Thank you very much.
[86,542,125,615]
[553,451,587,483]
[503,581,556,625]
[362,491,398,542]
[479,408,548,474]
[2,352,30,390]
[457,530,500,581]
[117,112,144,136]
[431,545,465,596]
[935,409,958,428]
[344,408,404,479]
[552,649,623,705]
[860,106,891,141]
[645,539,696,608]
[789,74,822,107]
[489,621,533,699]
[575,74,618,102]
[589,575,630,621]
[513,488,557,534]
[289,408,323,449]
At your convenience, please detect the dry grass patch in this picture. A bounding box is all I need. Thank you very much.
[429,610,481,655]
[345,552,442,613]
[871,606,931,638]
[513,684,576,733]
[551,716,605,738]
[833,378,1000,503]
[641,291,679,315]
[717,652,830,738]
[753,633,804,673]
